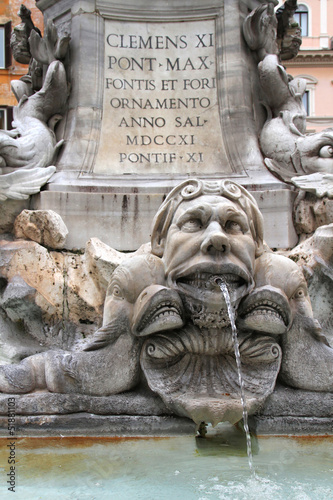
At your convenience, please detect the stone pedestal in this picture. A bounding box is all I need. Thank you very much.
[31,0,298,250]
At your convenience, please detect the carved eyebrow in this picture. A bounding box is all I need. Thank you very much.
[107,268,128,295]
[218,207,249,228]
[176,204,212,227]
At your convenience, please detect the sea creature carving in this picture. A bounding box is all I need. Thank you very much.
[0,254,183,395]
[259,55,333,180]
[0,60,68,201]
[10,4,42,65]
[238,252,333,391]
[242,2,279,62]
[29,18,70,65]
[243,3,333,188]
[0,11,71,202]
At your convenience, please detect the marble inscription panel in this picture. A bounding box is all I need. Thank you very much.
[94,19,229,175]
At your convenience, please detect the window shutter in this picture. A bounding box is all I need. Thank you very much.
[6,106,13,130]
[4,21,12,68]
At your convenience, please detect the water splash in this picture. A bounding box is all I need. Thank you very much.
[215,277,254,476]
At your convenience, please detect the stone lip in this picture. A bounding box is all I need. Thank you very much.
[249,384,333,435]
[0,414,196,437]
[0,389,172,416]
[257,383,333,418]
[0,389,196,437]
[0,385,332,436]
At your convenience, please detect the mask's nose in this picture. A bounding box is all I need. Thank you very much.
[200,221,231,255]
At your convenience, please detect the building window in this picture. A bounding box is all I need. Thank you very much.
[0,107,13,130]
[0,22,12,69]
[302,90,310,116]
[0,28,4,68]
[0,109,5,129]
[294,4,309,37]
[296,75,317,118]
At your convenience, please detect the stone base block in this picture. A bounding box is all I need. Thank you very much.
[249,416,333,435]
[250,385,333,435]
[34,189,166,251]
[33,173,297,251]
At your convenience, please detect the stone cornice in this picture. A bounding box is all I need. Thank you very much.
[286,50,333,67]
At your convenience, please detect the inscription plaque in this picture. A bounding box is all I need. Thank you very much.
[94,19,230,175]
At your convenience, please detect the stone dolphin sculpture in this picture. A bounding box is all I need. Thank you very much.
[258,55,333,178]
[0,254,184,395]
[238,252,333,391]
[237,252,295,335]
[0,60,67,172]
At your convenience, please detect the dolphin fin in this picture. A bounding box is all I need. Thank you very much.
[82,323,123,351]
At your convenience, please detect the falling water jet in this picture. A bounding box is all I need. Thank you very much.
[213,276,255,476]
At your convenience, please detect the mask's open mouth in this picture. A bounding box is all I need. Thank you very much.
[178,272,246,292]
[176,269,251,309]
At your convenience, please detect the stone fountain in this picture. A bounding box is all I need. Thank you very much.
[0,0,332,437]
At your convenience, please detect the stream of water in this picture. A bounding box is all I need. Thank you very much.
[217,279,254,475]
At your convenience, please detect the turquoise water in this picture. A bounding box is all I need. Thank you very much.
[0,424,332,500]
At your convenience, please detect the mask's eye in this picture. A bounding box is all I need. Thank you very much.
[319,145,333,158]
[292,287,307,300]
[112,285,124,299]
[180,218,203,232]
[225,220,243,234]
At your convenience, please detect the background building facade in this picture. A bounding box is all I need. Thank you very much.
[282,0,333,132]
[0,0,43,130]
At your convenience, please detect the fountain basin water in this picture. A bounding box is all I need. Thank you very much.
[0,424,332,500]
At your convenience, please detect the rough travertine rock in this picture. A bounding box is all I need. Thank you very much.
[0,238,113,357]
[84,237,126,292]
[0,234,152,363]
[14,209,69,249]
[294,195,333,236]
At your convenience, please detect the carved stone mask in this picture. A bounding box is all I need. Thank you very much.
[151,180,264,324]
